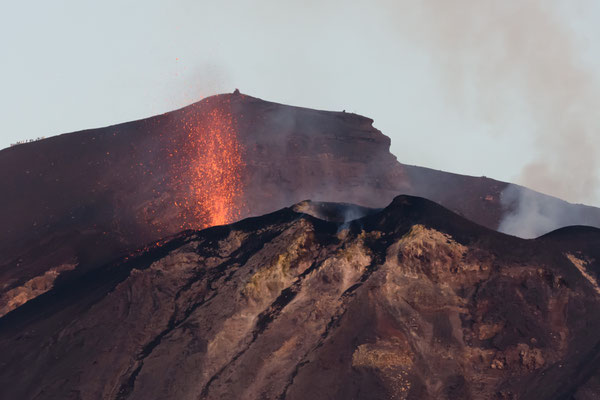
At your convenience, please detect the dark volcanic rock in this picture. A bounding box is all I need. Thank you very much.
[1,92,600,317]
[0,195,599,399]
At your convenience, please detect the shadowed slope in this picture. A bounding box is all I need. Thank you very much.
[1,195,599,399]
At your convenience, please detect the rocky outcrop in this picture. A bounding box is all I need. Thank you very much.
[0,263,76,317]
[1,196,599,399]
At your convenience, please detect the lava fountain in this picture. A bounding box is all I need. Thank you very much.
[175,99,246,229]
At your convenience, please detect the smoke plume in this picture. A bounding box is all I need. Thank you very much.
[395,0,600,235]
[499,184,583,238]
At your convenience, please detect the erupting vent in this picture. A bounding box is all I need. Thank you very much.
[175,101,246,229]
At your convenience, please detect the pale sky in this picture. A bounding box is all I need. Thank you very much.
[2,1,600,205]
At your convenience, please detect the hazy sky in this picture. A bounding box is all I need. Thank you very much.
[2,1,600,205]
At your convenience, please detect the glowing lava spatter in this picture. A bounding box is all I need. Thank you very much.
[176,100,245,229]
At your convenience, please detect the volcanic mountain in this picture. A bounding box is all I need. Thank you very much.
[2,91,600,318]
[1,195,599,399]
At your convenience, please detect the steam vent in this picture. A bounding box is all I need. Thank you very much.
[1,92,600,399]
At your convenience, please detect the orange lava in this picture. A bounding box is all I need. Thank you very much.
[176,101,245,229]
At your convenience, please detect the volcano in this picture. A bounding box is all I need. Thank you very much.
[2,92,600,318]
[1,196,600,399]
[2,92,600,399]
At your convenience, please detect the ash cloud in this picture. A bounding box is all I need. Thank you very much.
[395,0,600,235]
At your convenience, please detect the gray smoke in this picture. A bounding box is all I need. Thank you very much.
[499,185,574,238]
[498,182,600,238]
[393,0,600,235]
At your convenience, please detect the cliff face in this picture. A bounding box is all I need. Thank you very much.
[1,196,599,400]
[1,92,599,317]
